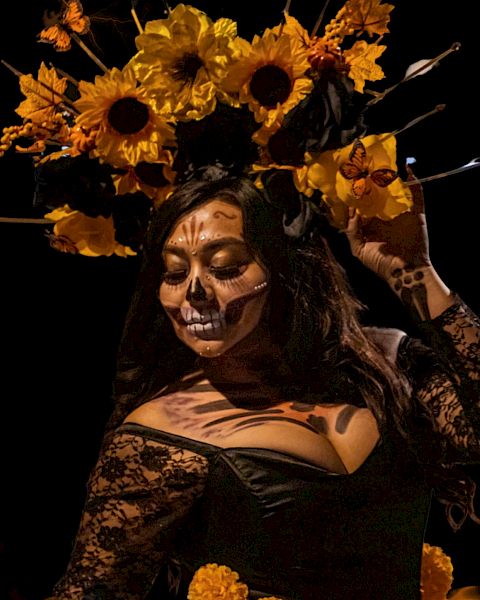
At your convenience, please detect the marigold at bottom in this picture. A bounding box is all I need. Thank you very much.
[189,544,453,600]
[187,564,249,600]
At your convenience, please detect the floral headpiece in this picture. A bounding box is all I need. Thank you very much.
[1,0,478,256]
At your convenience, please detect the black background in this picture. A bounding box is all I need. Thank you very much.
[0,1,479,598]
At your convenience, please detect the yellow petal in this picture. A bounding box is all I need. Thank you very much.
[52,211,117,257]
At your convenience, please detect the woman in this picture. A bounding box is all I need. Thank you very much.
[49,173,479,599]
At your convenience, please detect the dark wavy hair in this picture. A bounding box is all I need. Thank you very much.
[105,176,412,439]
[102,175,477,528]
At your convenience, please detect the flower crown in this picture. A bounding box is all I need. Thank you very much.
[1,0,478,256]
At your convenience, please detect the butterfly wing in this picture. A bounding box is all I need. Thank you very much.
[339,139,367,180]
[370,168,398,188]
[352,177,368,198]
[63,0,90,35]
[39,25,72,51]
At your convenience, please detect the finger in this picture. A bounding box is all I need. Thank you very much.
[405,164,425,215]
[343,207,364,257]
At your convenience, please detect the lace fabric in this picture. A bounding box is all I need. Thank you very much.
[51,433,208,599]
[403,298,480,461]
[49,297,480,598]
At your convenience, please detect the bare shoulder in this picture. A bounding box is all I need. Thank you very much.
[123,395,171,430]
[124,370,206,431]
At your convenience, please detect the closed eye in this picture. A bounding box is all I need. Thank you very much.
[163,270,188,285]
[209,264,247,280]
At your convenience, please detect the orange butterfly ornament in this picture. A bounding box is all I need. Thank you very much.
[339,138,398,199]
[39,0,90,52]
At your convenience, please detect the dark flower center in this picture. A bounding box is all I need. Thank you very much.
[134,162,169,187]
[108,97,150,135]
[249,64,292,108]
[172,52,204,83]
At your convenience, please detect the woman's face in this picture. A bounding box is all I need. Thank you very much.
[159,198,269,357]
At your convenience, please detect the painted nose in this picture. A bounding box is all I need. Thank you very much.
[186,277,208,303]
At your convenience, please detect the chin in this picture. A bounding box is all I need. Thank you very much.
[178,327,253,358]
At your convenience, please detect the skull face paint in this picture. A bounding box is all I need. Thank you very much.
[159,199,269,357]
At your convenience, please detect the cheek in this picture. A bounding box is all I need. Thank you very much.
[159,281,186,309]
[212,264,268,308]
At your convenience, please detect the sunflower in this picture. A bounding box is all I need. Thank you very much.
[131,4,242,121]
[74,67,175,167]
[112,149,176,206]
[305,134,412,225]
[221,27,313,129]
[45,205,136,257]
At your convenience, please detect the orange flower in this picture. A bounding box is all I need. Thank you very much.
[421,544,453,600]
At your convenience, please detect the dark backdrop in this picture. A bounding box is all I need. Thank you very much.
[0,1,479,598]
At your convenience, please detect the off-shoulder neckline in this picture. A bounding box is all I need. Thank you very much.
[118,421,384,477]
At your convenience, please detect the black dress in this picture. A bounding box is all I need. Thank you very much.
[50,299,480,600]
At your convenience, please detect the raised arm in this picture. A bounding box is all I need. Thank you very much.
[344,173,480,460]
[49,430,208,600]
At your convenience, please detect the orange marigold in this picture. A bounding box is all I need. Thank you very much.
[188,563,248,600]
[421,543,454,600]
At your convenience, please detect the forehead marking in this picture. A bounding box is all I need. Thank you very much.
[213,210,237,220]
[180,214,205,249]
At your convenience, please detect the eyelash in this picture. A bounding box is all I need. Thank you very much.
[162,270,188,285]
[162,264,246,285]
[210,265,245,280]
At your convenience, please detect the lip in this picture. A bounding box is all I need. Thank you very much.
[186,320,226,340]
[164,286,266,335]
[180,307,226,326]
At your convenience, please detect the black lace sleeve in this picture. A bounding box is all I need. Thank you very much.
[50,431,209,600]
[399,296,480,462]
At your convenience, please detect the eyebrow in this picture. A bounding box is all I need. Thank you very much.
[163,237,247,257]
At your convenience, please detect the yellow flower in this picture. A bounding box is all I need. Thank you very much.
[188,563,248,600]
[251,113,284,147]
[221,28,313,128]
[271,13,311,48]
[420,544,453,600]
[112,149,176,206]
[344,40,386,93]
[131,4,241,120]
[305,134,412,224]
[45,205,136,257]
[74,66,175,166]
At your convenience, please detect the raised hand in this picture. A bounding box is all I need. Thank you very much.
[343,167,453,321]
[344,167,430,282]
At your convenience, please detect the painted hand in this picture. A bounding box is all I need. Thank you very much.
[343,167,431,283]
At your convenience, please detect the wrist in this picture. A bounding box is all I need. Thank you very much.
[388,264,455,321]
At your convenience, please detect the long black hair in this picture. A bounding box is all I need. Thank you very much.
[106,176,412,439]
[102,174,477,528]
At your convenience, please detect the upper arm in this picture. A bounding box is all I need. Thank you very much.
[400,336,480,462]
[51,431,208,599]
